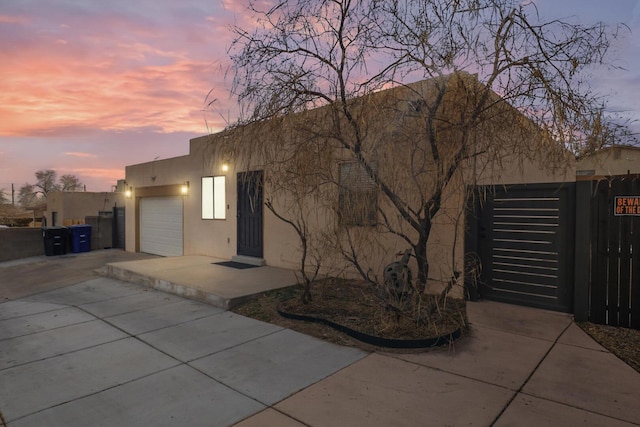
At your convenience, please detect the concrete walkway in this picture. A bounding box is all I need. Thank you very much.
[103,255,299,308]
[1,250,639,426]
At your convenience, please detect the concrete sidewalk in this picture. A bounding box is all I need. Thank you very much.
[1,251,639,426]
[248,302,640,426]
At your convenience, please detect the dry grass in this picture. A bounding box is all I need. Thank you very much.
[232,281,640,373]
[579,322,640,374]
[231,279,467,352]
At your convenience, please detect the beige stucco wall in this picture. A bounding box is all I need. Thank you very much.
[123,155,192,252]
[126,150,573,299]
[576,146,640,177]
[45,191,125,226]
[125,76,577,298]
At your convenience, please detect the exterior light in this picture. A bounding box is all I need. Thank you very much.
[221,163,229,173]
[181,181,189,195]
[125,186,132,198]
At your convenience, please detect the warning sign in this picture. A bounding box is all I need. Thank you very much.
[614,196,640,216]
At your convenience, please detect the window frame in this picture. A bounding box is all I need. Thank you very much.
[338,161,378,227]
[201,175,226,220]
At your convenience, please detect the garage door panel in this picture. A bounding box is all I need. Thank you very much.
[140,197,183,257]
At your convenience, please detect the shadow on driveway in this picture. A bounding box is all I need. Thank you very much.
[0,249,157,301]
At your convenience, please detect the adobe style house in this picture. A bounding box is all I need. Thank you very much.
[43,190,127,250]
[124,73,575,309]
[44,191,126,227]
[576,145,640,178]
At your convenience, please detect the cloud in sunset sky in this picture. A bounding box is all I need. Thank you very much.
[0,1,235,137]
[0,0,243,191]
[65,152,97,158]
[0,0,639,192]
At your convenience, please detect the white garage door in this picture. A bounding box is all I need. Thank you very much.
[140,196,183,257]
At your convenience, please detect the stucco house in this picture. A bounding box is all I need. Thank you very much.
[44,190,127,250]
[576,145,640,178]
[45,191,126,227]
[124,73,576,310]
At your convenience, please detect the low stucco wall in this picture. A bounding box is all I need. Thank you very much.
[85,216,113,250]
[0,228,44,261]
[45,191,126,227]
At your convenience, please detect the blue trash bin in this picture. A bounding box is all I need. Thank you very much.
[69,224,92,253]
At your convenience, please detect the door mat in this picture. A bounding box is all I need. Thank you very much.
[213,261,259,269]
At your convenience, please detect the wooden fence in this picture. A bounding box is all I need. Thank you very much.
[575,176,640,328]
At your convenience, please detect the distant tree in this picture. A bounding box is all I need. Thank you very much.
[17,183,39,208]
[17,170,84,208]
[60,174,84,192]
[34,170,60,195]
[0,189,8,205]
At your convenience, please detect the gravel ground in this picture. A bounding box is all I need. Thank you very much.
[579,322,640,373]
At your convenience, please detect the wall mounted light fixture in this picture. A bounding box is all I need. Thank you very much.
[125,186,133,199]
[181,181,189,195]
[221,163,229,173]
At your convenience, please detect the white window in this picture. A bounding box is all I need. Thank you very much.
[202,177,214,219]
[213,176,226,219]
[202,176,226,220]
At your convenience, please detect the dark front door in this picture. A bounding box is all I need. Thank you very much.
[237,170,264,258]
[470,183,575,312]
[113,206,125,249]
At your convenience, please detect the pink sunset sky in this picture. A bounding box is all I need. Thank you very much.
[1,0,639,193]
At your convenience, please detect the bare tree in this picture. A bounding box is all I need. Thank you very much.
[0,189,8,205]
[262,119,345,303]
[225,0,626,313]
[34,170,60,195]
[60,174,84,192]
[17,183,39,208]
[18,170,84,207]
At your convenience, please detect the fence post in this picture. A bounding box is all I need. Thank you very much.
[573,180,592,322]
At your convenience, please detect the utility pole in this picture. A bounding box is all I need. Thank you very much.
[11,183,14,205]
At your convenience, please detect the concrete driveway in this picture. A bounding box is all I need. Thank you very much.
[0,251,365,426]
[1,250,639,426]
[0,250,158,302]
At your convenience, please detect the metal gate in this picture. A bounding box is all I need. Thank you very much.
[467,183,575,312]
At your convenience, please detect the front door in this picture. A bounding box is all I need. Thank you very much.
[237,170,264,258]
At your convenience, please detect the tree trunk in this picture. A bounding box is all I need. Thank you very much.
[413,231,429,294]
